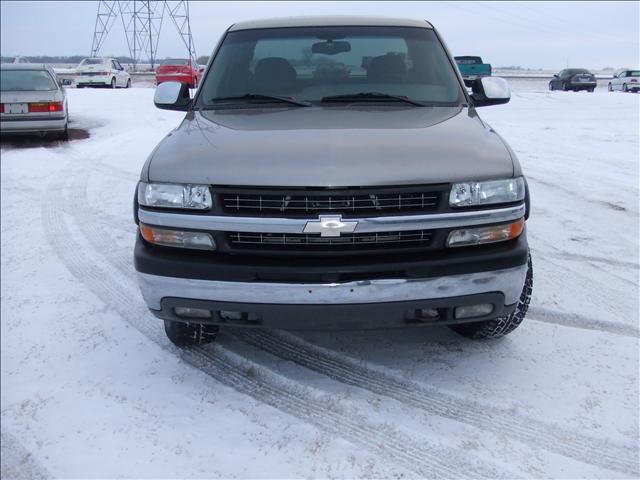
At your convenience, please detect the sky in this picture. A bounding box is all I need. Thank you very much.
[1,1,638,70]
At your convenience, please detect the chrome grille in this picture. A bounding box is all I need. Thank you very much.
[219,188,441,217]
[227,230,433,252]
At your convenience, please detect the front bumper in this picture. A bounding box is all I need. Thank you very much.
[135,233,529,329]
[0,116,67,133]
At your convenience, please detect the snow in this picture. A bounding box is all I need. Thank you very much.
[1,80,639,478]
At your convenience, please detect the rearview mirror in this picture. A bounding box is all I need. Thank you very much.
[312,40,351,55]
[154,81,191,111]
[471,77,510,107]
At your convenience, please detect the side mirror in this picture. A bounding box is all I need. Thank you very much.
[154,81,191,111]
[553,74,558,78]
[471,77,510,107]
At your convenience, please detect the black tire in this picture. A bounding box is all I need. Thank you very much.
[588,88,595,92]
[608,83,613,92]
[164,320,219,347]
[77,84,84,89]
[110,77,116,89]
[623,84,628,93]
[450,255,533,339]
[562,82,569,91]
[125,78,131,88]
[549,82,554,91]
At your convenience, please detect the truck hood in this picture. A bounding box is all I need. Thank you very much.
[144,106,515,187]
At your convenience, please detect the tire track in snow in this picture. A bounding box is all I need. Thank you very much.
[527,306,639,338]
[232,329,639,476]
[44,170,509,479]
[68,169,639,476]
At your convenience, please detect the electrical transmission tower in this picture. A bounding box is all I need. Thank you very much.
[164,1,197,65]
[90,1,196,71]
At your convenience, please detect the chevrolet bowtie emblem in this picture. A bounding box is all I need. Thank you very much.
[303,215,358,237]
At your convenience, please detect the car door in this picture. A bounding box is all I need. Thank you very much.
[552,70,564,89]
[115,60,128,86]
[110,60,120,86]
[612,72,621,90]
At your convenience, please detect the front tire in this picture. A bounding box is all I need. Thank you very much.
[450,255,533,339]
[608,83,613,92]
[623,84,628,92]
[164,320,219,347]
[110,77,116,89]
[549,82,554,91]
[125,78,131,88]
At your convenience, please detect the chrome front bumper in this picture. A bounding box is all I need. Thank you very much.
[137,264,528,311]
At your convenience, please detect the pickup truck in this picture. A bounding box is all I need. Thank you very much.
[134,16,532,346]
[454,56,492,86]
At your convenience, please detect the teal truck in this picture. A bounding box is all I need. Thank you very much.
[455,56,492,86]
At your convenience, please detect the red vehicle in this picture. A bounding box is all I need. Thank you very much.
[155,58,202,88]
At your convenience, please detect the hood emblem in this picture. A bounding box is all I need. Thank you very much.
[303,215,358,237]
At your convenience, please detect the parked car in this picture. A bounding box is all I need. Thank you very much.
[0,63,68,139]
[549,69,596,92]
[76,57,130,89]
[454,56,492,86]
[608,70,639,93]
[136,16,531,347]
[155,58,202,88]
[12,56,32,64]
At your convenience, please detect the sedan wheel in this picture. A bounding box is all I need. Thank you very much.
[549,82,554,91]
[126,78,131,88]
[623,84,628,92]
[608,83,613,92]
[110,77,116,89]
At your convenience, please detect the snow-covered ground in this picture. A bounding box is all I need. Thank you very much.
[1,81,638,478]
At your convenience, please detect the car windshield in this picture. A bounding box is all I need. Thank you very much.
[81,58,104,65]
[0,69,57,91]
[567,69,590,75]
[161,59,189,66]
[197,26,463,107]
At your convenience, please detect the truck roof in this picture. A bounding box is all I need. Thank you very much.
[229,16,433,31]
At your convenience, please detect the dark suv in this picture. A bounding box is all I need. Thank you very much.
[134,16,532,346]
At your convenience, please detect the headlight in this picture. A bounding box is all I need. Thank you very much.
[447,219,524,248]
[449,177,525,207]
[138,182,212,210]
[139,223,216,250]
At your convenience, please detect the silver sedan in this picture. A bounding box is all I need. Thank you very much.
[1,63,69,139]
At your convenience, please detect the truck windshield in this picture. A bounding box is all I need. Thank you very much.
[197,26,463,107]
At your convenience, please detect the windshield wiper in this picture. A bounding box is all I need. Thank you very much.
[320,92,428,107]
[208,94,311,107]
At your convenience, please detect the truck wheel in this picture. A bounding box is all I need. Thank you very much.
[450,255,532,339]
[164,320,219,347]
